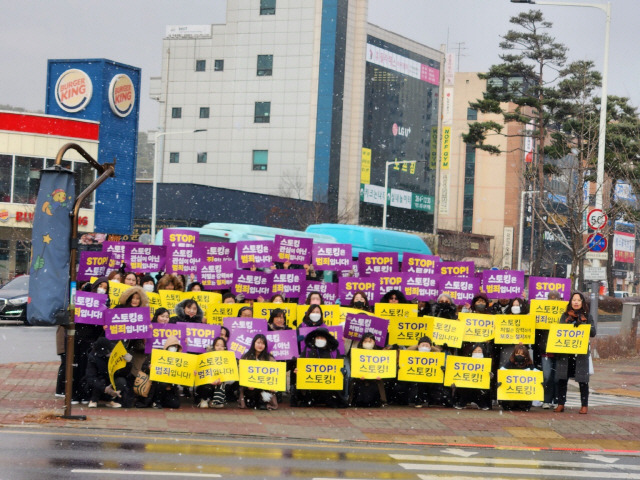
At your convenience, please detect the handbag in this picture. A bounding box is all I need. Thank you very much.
[588,354,595,375]
[133,371,151,397]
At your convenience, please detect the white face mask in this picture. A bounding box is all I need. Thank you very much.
[97,287,107,295]
[362,342,374,350]
[418,346,431,353]
[471,352,483,359]
[143,284,154,292]
[461,307,471,313]
[511,306,521,314]
[167,346,178,352]
[315,338,327,348]
[309,312,322,323]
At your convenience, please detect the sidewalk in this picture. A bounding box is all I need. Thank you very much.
[0,357,639,453]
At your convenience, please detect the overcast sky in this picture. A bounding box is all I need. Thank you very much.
[0,0,636,131]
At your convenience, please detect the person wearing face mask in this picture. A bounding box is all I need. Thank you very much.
[349,333,387,408]
[406,336,451,408]
[140,275,156,293]
[84,338,125,409]
[348,291,371,312]
[498,343,535,412]
[194,337,229,408]
[497,297,529,376]
[452,344,492,410]
[301,304,324,327]
[432,293,458,320]
[171,299,204,324]
[149,336,183,409]
[534,290,562,409]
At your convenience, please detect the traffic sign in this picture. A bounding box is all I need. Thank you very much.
[586,251,608,261]
[587,209,607,230]
[584,266,607,281]
[587,233,607,252]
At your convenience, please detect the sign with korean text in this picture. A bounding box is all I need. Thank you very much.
[147,292,162,316]
[223,317,268,335]
[196,241,236,263]
[296,304,341,326]
[225,321,268,359]
[296,359,344,390]
[163,229,198,248]
[272,270,305,299]
[387,317,432,346]
[372,272,407,301]
[444,356,492,389]
[184,324,221,353]
[374,303,418,319]
[482,270,524,299]
[497,369,544,401]
[239,360,286,391]
[397,351,445,384]
[298,325,345,355]
[206,303,245,325]
[350,348,397,379]
[108,341,128,389]
[193,350,239,386]
[145,323,187,353]
[254,303,298,326]
[459,313,495,343]
[312,243,352,271]
[301,281,339,305]
[150,349,196,387]
[402,253,440,275]
[430,317,464,348]
[344,314,389,347]
[528,277,571,301]
[183,291,222,314]
[104,307,152,340]
[494,315,535,344]
[440,275,480,304]
[357,252,398,276]
[546,324,591,354]
[159,290,183,312]
[274,235,312,265]
[77,252,110,281]
[103,241,127,272]
[232,270,273,299]
[236,240,274,268]
[403,273,439,301]
[438,261,474,277]
[125,244,166,273]
[361,148,371,184]
[266,330,299,360]
[338,277,377,304]
[108,281,126,307]
[74,291,107,325]
[166,244,200,275]
[530,300,566,329]
[199,260,235,290]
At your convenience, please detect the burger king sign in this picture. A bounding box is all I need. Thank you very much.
[55,69,93,113]
[108,74,135,118]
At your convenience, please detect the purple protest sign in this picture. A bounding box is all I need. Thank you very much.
[403,273,440,301]
[197,242,236,263]
[358,252,398,276]
[440,275,480,305]
[299,325,345,355]
[236,240,273,268]
[438,261,475,277]
[74,291,108,325]
[125,244,166,273]
[344,314,389,347]
[104,307,152,340]
[371,272,408,302]
[274,235,312,265]
[227,323,268,359]
[402,253,440,275]
[103,241,127,272]
[232,270,273,299]
[312,243,352,271]
[199,260,235,291]
[338,277,377,305]
[184,324,221,353]
[482,270,525,299]
[163,229,199,248]
[166,245,201,275]
[528,276,572,301]
[145,323,187,353]
[272,270,305,299]
[300,281,339,305]
[77,252,111,282]
[223,317,268,335]
[266,330,299,360]
[340,260,357,277]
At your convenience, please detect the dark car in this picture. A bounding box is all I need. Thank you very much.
[0,275,29,323]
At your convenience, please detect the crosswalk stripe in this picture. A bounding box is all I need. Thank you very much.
[399,463,640,478]
[566,391,640,407]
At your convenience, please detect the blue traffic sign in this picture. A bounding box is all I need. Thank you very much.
[587,233,607,252]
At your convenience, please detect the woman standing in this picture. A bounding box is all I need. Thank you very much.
[553,292,596,414]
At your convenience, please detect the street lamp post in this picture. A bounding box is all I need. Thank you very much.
[517,190,539,272]
[382,160,427,230]
[150,129,206,240]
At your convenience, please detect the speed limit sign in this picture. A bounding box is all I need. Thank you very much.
[587,209,607,230]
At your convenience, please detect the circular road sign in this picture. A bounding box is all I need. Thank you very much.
[587,233,608,252]
[587,209,608,230]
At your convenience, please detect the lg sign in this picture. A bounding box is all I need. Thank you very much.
[392,123,411,138]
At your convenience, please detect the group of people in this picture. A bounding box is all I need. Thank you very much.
[57,268,596,414]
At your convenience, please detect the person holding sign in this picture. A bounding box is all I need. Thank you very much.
[534,290,562,409]
[499,344,535,412]
[172,299,204,324]
[151,336,184,409]
[115,286,149,309]
[380,290,409,304]
[300,304,325,328]
[157,274,184,292]
[432,293,458,320]
[349,291,371,312]
[407,336,451,408]
[453,344,492,410]
[349,333,387,407]
[194,337,228,409]
[238,334,278,410]
[85,338,126,408]
[268,308,291,331]
[304,291,325,306]
[553,292,596,414]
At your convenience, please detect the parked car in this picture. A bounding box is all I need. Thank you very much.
[0,275,29,323]
[614,291,630,298]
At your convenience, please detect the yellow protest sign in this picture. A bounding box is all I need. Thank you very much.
[184,291,222,310]
[108,281,126,308]
[494,315,536,345]
[296,358,344,390]
[206,303,245,325]
[546,324,591,354]
[149,349,196,387]
[388,317,432,346]
[374,303,418,319]
[530,300,566,330]
[350,348,397,379]
[497,369,544,401]
[297,304,341,326]
[193,351,239,387]
[444,355,492,389]
[159,290,183,312]
[459,313,495,343]
[398,350,445,384]
[254,302,298,327]
[108,341,128,389]
[430,317,464,348]
[147,292,162,316]
[239,360,287,392]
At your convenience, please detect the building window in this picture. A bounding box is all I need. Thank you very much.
[462,145,476,233]
[214,60,224,71]
[171,107,182,119]
[260,0,276,15]
[169,152,180,164]
[13,156,43,204]
[197,152,208,164]
[199,107,210,119]
[257,55,273,76]
[467,108,478,121]
[0,155,12,202]
[254,102,271,123]
[195,60,206,72]
[253,150,268,171]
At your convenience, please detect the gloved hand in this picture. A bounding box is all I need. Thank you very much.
[297,334,305,342]
[573,321,581,328]
[105,385,121,398]
[496,382,503,388]
[441,366,446,372]
[123,353,133,362]
[340,367,347,375]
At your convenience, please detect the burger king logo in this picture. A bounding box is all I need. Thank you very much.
[0,210,9,222]
[108,74,135,118]
[55,69,93,113]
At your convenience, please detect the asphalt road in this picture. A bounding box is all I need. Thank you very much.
[1,427,639,480]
